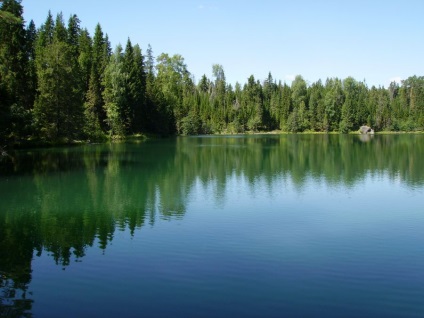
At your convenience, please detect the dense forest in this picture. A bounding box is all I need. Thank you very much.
[1,0,424,145]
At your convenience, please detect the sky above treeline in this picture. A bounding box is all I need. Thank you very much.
[22,0,424,88]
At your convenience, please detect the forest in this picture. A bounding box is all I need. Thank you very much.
[1,0,424,145]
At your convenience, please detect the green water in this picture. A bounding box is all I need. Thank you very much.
[1,134,424,317]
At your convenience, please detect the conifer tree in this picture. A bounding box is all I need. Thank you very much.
[25,19,37,109]
[84,23,109,139]
[130,44,146,133]
[324,78,344,131]
[34,13,83,141]
[279,84,291,130]
[244,75,263,131]
[0,0,29,140]
[339,77,357,133]
[121,38,147,133]
[307,80,323,131]
[78,28,92,93]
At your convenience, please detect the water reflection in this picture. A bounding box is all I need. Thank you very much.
[358,133,374,143]
[0,134,423,315]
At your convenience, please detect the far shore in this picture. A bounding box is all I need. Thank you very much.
[3,130,423,151]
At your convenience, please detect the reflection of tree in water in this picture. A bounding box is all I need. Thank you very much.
[176,134,424,191]
[0,209,39,317]
[1,134,424,315]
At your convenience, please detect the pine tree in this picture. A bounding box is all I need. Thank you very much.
[211,64,227,130]
[145,44,154,76]
[279,84,291,130]
[25,19,37,110]
[244,75,263,131]
[84,23,109,139]
[36,10,54,48]
[130,44,146,133]
[144,44,170,135]
[122,38,135,132]
[339,77,357,133]
[78,28,92,93]
[0,0,29,140]
[117,40,147,134]
[308,80,324,131]
[324,78,344,131]
[263,73,278,130]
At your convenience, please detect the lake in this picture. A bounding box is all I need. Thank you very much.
[1,134,424,317]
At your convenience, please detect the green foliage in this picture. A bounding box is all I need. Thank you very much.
[180,109,202,135]
[34,37,83,141]
[308,80,325,130]
[324,78,344,131]
[2,2,424,145]
[84,23,109,139]
[102,45,126,137]
[0,0,30,140]
[291,75,307,108]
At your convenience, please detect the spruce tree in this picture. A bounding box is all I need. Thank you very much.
[34,13,83,141]
[0,0,29,140]
[25,20,37,110]
[78,28,92,94]
[122,38,135,132]
[84,23,109,139]
[130,44,146,133]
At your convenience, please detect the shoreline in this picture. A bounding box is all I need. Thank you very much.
[3,130,423,151]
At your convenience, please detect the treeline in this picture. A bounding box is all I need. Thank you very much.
[1,0,424,144]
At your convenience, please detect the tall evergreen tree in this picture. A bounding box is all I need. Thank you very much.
[67,14,80,58]
[339,77,357,133]
[25,19,37,109]
[66,14,86,116]
[34,13,83,141]
[130,44,146,133]
[144,44,171,135]
[121,38,135,132]
[279,83,291,130]
[0,0,29,140]
[117,39,147,134]
[244,75,263,131]
[263,72,278,130]
[36,10,54,48]
[211,64,227,130]
[84,23,109,139]
[78,28,92,93]
[355,81,369,127]
[324,78,344,131]
[145,43,154,76]
[53,12,67,42]
[308,80,325,131]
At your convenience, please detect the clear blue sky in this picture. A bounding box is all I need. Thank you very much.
[22,0,424,87]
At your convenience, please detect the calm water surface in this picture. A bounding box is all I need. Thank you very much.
[1,134,424,317]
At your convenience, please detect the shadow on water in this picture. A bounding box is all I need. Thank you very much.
[0,134,423,316]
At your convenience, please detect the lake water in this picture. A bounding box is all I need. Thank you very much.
[1,134,424,317]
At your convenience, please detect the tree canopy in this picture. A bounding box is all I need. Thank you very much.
[1,0,424,145]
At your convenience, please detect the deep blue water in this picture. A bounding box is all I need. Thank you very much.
[1,134,424,317]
